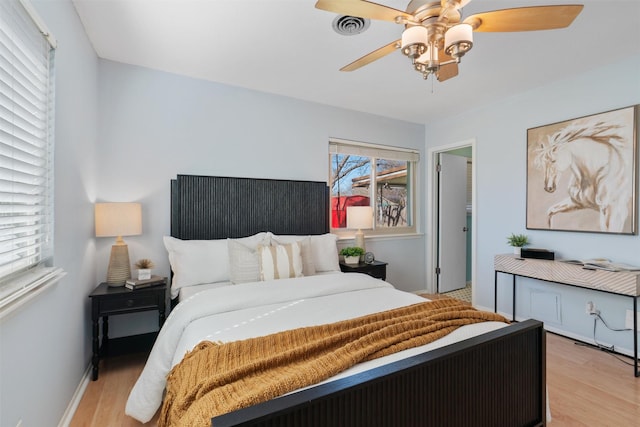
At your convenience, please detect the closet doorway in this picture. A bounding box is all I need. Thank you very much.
[428,141,474,304]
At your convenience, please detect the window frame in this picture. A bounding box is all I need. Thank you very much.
[0,0,63,316]
[329,138,419,239]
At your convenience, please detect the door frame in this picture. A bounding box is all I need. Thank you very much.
[426,138,476,304]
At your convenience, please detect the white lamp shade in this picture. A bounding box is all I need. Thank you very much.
[95,202,142,237]
[347,206,373,230]
[401,25,428,50]
[445,23,473,50]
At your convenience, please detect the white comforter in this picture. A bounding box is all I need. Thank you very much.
[125,273,506,423]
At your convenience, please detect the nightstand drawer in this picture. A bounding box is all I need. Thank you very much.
[100,294,158,313]
[365,264,386,280]
[339,260,388,281]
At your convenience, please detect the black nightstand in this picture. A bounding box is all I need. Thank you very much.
[339,260,388,280]
[89,281,167,380]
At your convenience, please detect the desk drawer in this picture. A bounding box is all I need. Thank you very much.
[100,294,158,313]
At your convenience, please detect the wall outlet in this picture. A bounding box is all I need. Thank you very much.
[624,310,640,329]
[585,301,598,314]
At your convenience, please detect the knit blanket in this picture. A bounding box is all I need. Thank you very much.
[159,298,507,427]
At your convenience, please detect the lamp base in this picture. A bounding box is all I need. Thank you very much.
[106,244,131,286]
[354,229,366,253]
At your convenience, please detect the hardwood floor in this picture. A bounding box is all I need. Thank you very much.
[546,333,640,426]
[70,333,640,426]
[69,352,159,427]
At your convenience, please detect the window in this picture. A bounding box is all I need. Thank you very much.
[329,139,419,236]
[0,0,62,313]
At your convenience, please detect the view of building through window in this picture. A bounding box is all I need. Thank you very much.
[329,141,417,233]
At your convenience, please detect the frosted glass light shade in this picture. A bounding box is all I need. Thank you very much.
[445,23,473,57]
[401,25,428,57]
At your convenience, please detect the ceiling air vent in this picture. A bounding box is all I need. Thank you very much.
[332,15,370,36]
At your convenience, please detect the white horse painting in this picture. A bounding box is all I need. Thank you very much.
[529,112,635,233]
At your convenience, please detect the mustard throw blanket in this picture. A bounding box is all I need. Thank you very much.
[159,299,507,427]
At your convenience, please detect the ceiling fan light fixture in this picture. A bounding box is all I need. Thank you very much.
[444,23,473,58]
[416,44,439,76]
[401,25,429,58]
[417,44,438,65]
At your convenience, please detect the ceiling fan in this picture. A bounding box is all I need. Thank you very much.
[315,0,583,82]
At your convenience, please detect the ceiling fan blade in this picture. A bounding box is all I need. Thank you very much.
[464,5,583,32]
[437,62,458,82]
[340,40,400,71]
[315,0,412,23]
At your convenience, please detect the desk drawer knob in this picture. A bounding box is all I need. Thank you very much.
[127,299,134,307]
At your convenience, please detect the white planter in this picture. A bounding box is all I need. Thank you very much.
[344,256,360,265]
[137,269,151,280]
[513,247,521,256]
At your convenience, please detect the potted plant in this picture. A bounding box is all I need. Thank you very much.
[134,258,155,280]
[339,247,365,265]
[506,233,529,256]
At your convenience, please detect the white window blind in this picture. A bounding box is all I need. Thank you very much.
[0,0,62,313]
[330,140,420,162]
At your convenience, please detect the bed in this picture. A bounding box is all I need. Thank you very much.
[125,174,546,426]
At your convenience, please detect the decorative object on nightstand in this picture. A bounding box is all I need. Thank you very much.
[125,275,166,290]
[340,246,365,265]
[364,251,375,264]
[95,202,142,286]
[347,205,373,252]
[134,258,155,280]
[340,259,387,280]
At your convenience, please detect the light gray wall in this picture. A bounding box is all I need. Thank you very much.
[0,1,98,426]
[425,54,640,353]
[96,60,427,337]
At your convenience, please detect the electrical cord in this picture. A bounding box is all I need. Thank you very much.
[574,312,635,367]
[594,311,631,332]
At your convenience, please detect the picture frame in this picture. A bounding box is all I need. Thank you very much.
[526,105,638,234]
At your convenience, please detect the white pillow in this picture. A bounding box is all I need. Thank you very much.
[163,236,229,298]
[234,232,270,249]
[164,232,270,297]
[228,239,261,284]
[258,242,303,281]
[309,233,340,272]
[271,235,316,276]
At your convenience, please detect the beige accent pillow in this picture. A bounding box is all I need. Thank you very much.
[227,239,261,284]
[258,242,303,281]
[271,235,316,276]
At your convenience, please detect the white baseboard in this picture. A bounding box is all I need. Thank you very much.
[58,364,91,427]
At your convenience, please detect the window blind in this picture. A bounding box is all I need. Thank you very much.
[330,139,420,162]
[0,0,61,312]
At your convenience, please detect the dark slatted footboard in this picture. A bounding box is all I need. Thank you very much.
[213,319,546,427]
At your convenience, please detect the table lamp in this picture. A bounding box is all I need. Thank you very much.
[95,202,142,286]
[347,206,373,252]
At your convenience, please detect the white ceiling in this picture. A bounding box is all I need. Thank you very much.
[71,0,640,124]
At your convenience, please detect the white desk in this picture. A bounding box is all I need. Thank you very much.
[494,254,640,377]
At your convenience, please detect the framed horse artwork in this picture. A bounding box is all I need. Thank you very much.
[526,105,639,234]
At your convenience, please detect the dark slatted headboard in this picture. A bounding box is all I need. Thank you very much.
[170,175,330,240]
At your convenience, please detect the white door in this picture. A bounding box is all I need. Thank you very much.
[437,153,468,293]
